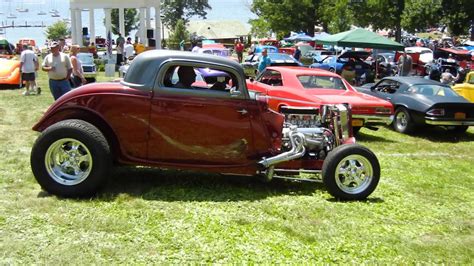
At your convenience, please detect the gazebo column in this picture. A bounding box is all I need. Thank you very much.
[155,2,161,49]
[139,7,146,44]
[145,7,151,31]
[105,8,112,38]
[89,9,95,45]
[70,8,77,44]
[119,8,125,37]
[75,9,83,46]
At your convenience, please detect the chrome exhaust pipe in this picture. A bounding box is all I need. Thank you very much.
[258,131,306,169]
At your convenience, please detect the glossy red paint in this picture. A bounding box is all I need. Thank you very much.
[248,67,394,124]
[32,82,285,175]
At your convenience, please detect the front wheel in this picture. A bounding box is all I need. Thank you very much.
[30,119,111,197]
[322,144,380,200]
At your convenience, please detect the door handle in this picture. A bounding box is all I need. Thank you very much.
[237,109,248,115]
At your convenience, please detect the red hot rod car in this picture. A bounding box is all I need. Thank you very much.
[30,50,381,200]
[247,67,394,133]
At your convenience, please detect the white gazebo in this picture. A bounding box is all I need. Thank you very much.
[69,0,162,48]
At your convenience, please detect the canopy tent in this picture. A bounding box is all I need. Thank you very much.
[313,32,331,41]
[314,28,404,51]
[284,33,314,42]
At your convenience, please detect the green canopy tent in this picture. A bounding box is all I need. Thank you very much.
[314,28,404,51]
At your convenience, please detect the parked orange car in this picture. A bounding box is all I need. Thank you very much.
[0,57,22,87]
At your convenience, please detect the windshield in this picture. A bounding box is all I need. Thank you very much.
[202,49,230,57]
[407,84,458,97]
[77,54,94,64]
[297,75,346,90]
[268,53,295,61]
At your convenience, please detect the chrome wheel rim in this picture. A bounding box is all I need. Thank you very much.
[45,138,92,186]
[396,111,407,130]
[335,155,373,194]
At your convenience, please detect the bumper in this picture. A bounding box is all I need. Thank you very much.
[83,72,97,79]
[352,114,393,127]
[425,118,474,126]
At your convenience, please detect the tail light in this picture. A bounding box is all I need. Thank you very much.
[426,108,445,116]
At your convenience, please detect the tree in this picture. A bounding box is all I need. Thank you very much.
[251,0,322,37]
[111,9,138,36]
[162,0,211,30]
[441,0,473,36]
[168,19,189,50]
[319,0,353,33]
[44,21,70,41]
[401,0,442,33]
[350,0,405,41]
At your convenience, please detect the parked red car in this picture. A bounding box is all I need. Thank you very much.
[247,67,394,132]
[30,51,381,200]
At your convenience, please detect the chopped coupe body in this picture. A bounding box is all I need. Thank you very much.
[30,50,381,200]
[357,77,474,133]
[247,67,394,131]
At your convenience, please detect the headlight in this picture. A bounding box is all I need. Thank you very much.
[426,108,445,116]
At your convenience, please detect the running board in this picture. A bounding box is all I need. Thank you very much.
[272,175,323,183]
[272,168,323,183]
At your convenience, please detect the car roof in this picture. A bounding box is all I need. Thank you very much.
[382,76,447,86]
[266,66,339,77]
[124,50,243,86]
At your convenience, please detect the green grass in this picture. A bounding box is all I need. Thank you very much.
[0,69,473,263]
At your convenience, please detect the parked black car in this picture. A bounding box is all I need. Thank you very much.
[357,77,474,134]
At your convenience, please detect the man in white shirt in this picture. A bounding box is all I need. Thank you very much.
[20,45,39,95]
[124,37,135,63]
[42,41,73,100]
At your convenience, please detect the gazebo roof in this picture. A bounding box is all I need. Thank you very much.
[70,0,158,9]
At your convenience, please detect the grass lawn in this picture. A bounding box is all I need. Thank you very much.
[0,69,473,263]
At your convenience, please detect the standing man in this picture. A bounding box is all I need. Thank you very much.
[293,46,301,61]
[42,41,73,100]
[20,45,39,95]
[124,37,135,62]
[398,52,412,76]
[257,49,271,74]
[235,39,244,63]
[116,33,125,67]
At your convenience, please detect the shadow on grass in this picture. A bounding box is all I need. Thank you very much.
[0,84,22,90]
[326,197,384,203]
[87,166,325,202]
[409,126,474,143]
[356,129,398,143]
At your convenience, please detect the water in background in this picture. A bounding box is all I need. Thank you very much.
[0,0,255,47]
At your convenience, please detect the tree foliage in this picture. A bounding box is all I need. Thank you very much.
[168,19,189,50]
[111,9,138,36]
[44,21,70,41]
[162,0,212,30]
[250,0,473,39]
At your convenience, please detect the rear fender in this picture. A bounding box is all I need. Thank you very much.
[33,107,121,162]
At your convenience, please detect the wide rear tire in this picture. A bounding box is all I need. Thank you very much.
[322,144,380,200]
[31,119,111,197]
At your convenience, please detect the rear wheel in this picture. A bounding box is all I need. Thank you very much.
[394,107,415,134]
[322,144,380,200]
[31,119,111,197]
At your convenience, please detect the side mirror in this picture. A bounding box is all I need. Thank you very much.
[370,85,376,91]
[249,77,254,82]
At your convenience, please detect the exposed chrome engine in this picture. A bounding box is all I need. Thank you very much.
[258,104,350,171]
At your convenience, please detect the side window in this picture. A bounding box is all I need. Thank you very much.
[256,70,283,86]
[160,64,240,97]
[468,74,474,84]
[375,80,399,94]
